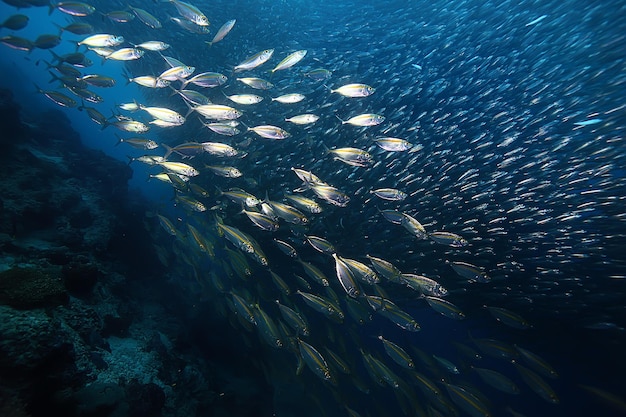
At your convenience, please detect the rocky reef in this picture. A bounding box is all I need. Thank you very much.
[0,89,270,417]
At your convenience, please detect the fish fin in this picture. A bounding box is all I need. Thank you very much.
[182,100,195,118]
[334,114,346,124]
[168,85,179,97]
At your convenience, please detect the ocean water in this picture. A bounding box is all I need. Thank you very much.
[1,0,625,416]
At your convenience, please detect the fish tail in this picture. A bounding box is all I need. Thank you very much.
[52,22,64,34]
[125,155,135,165]
[114,133,123,146]
[48,2,56,15]
[162,143,174,160]
[49,49,61,63]
[47,71,59,84]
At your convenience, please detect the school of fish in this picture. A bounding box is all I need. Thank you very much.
[2,0,625,416]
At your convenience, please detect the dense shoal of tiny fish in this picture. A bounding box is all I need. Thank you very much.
[2,0,625,416]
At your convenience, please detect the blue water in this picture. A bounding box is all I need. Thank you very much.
[1,0,625,416]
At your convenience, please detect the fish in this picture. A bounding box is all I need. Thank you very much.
[158,65,195,81]
[223,93,263,105]
[401,274,448,296]
[573,118,603,126]
[271,93,305,104]
[366,255,404,283]
[33,34,62,50]
[471,366,520,394]
[103,10,135,23]
[236,77,274,90]
[374,137,416,152]
[240,209,279,232]
[182,72,227,88]
[513,361,559,404]
[0,14,29,31]
[429,231,468,247]
[252,304,282,348]
[247,125,291,140]
[484,306,531,329]
[234,49,274,72]
[193,104,242,120]
[284,195,322,214]
[331,253,361,298]
[207,19,236,46]
[105,48,144,61]
[303,68,332,81]
[296,290,343,323]
[115,135,158,150]
[330,83,376,97]
[77,34,124,48]
[1,35,34,52]
[80,74,116,88]
[271,50,307,72]
[49,2,96,17]
[157,162,199,177]
[514,345,558,379]
[216,221,255,253]
[205,165,242,178]
[378,336,414,369]
[285,114,319,125]
[34,83,77,107]
[449,261,491,283]
[525,15,548,26]
[424,296,465,320]
[276,300,308,336]
[230,293,256,325]
[400,212,428,239]
[338,113,385,126]
[219,188,260,207]
[305,236,335,255]
[128,76,170,88]
[200,142,239,157]
[166,0,210,26]
[139,105,186,125]
[133,41,170,51]
[327,147,373,167]
[174,194,206,212]
[444,383,492,417]
[371,188,407,201]
[297,339,335,385]
[128,6,161,28]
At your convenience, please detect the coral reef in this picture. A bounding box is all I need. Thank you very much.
[0,266,67,309]
[0,87,270,417]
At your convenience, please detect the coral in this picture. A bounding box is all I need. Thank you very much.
[0,266,67,309]
[0,305,71,372]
